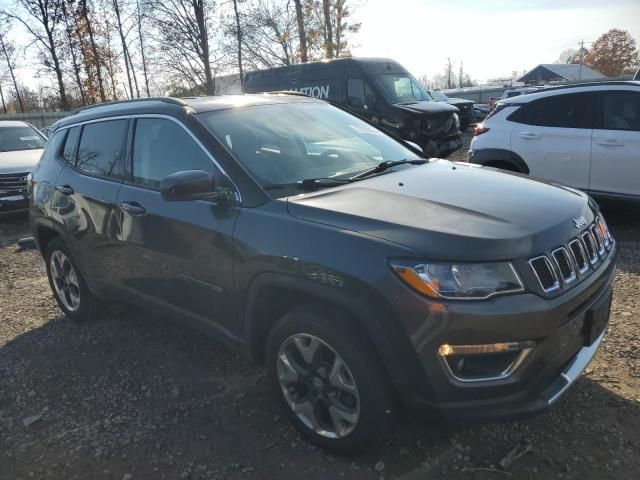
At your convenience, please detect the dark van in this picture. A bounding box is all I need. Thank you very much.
[243,57,463,158]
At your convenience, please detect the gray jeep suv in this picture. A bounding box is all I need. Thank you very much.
[29,94,616,453]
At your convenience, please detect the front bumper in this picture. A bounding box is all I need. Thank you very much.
[389,243,617,424]
[0,193,29,215]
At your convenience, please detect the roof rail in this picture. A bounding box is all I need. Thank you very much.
[74,96,188,113]
[532,80,639,93]
[262,90,311,97]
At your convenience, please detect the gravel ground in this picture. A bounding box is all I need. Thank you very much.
[0,198,639,480]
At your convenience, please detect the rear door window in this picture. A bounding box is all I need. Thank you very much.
[77,119,128,178]
[509,93,595,129]
[131,118,215,188]
[601,91,640,131]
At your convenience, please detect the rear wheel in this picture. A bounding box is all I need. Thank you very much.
[45,237,102,322]
[266,303,394,454]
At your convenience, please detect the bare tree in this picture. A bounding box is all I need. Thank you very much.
[61,1,87,105]
[5,0,69,109]
[148,0,217,94]
[79,0,106,102]
[111,0,136,98]
[232,0,243,88]
[0,31,23,112]
[136,0,150,96]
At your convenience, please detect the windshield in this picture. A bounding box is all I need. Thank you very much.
[429,91,449,101]
[0,125,46,152]
[199,102,419,197]
[374,74,431,104]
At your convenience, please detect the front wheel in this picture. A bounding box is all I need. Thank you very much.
[266,304,394,454]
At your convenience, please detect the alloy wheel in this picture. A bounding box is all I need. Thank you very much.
[277,333,360,439]
[50,250,81,312]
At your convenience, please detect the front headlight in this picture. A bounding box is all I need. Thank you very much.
[390,260,524,300]
[453,113,460,129]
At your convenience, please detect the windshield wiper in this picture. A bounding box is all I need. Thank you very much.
[349,159,427,180]
[299,177,353,187]
[261,177,352,192]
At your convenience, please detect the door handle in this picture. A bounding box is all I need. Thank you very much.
[120,201,147,216]
[596,139,624,147]
[55,185,74,195]
[519,132,541,140]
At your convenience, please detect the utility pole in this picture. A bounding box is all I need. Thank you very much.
[578,40,584,81]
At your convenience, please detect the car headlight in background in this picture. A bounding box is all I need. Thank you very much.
[390,260,524,300]
[453,113,460,130]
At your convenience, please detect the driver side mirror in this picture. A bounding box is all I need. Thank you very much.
[160,170,232,202]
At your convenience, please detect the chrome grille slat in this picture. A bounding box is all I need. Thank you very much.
[552,247,576,284]
[590,223,606,255]
[529,256,560,293]
[569,239,588,274]
[0,173,28,192]
[581,231,598,264]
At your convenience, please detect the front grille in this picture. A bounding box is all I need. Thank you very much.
[552,247,576,283]
[528,217,613,294]
[0,172,28,193]
[529,256,559,293]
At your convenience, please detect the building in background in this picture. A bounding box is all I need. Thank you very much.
[517,64,606,84]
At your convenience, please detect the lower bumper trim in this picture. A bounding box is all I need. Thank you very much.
[542,330,604,405]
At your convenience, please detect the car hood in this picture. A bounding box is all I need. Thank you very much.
[445,98,474,107]
[392,100,459,115]
[0,149,43,174]
[287,161,593,261]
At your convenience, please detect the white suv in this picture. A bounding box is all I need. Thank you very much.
[469,81,640,201]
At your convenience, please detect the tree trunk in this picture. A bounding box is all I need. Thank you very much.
[323,0,333,59]
[335,0,342,57]
[62,3,87,105]
[112,0,135,99]
[81,0,106,102]
[0,82,6,113]
[136,0,151,97]
[0,36,24,112]
[193,0,213,94]
[293,0,307,63]
[232,0,243,90]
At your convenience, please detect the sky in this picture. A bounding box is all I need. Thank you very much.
[2,0,640,91]
[351,0,640,84]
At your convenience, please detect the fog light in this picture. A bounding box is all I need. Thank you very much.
[438,341,535,382]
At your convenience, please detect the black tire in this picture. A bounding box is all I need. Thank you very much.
[486,161,520,173]
[266,303,394,454]
[45,237,102,322]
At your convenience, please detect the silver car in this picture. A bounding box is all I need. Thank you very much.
[0,121,46,215]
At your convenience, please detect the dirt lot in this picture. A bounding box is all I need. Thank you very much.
[1,199,639,480]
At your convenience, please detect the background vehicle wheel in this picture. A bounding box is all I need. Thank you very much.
[45,237,102,322]
[266,303,394,454]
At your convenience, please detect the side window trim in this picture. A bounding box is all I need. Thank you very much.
[50,115,131,182]
[48,114,241,203]
[128,114,241,201]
